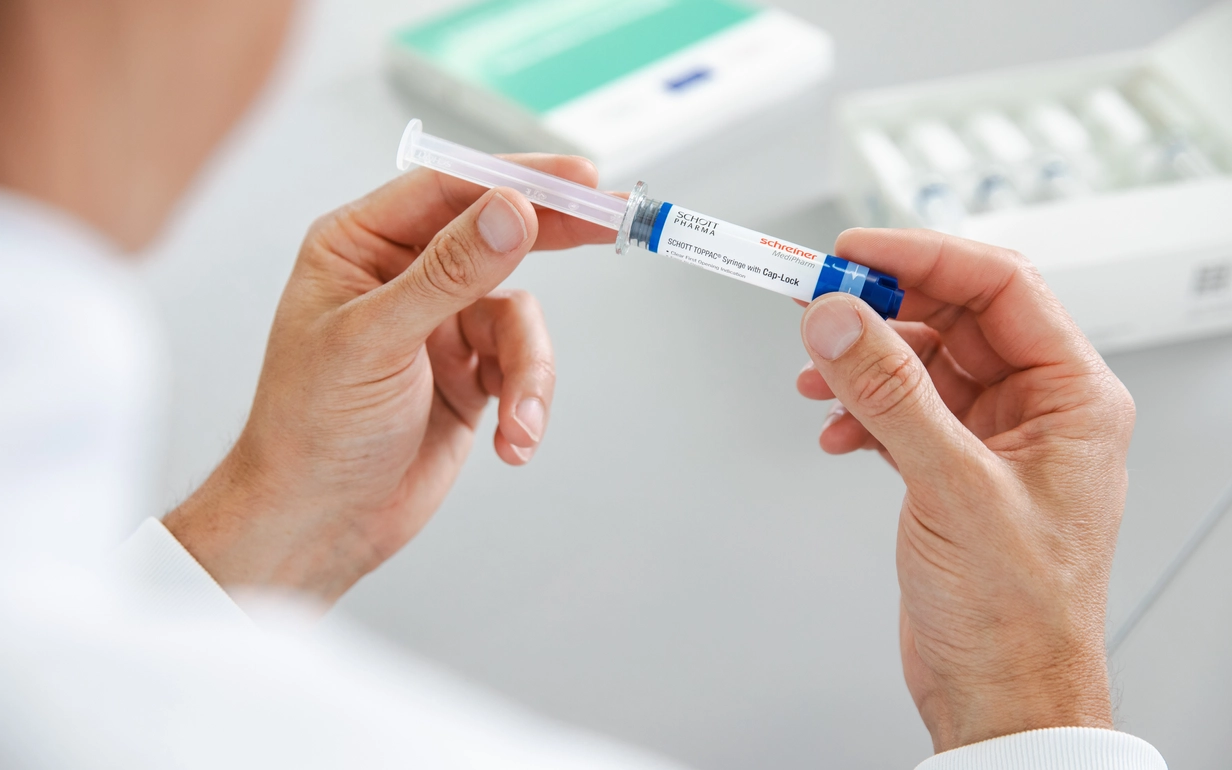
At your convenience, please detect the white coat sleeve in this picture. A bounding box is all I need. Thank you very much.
[915,727,1167,770]
[111,517,250,626]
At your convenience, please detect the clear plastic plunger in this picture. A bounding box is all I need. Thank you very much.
[396,119,628,230]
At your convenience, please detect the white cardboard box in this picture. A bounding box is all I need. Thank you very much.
[836,2,1232,353]
[386,1,833,221]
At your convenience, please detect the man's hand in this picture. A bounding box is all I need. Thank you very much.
[164,155,611,603]
[796,229,1134,751]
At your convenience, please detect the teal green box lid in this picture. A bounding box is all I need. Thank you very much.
[392,0,758,115]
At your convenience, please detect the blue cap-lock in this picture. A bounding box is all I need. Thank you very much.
[812,255,904,319]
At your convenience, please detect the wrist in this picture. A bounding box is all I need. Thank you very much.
[163,435,369,605]
[922,651,1113,752]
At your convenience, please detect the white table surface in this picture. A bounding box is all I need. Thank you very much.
[142,1,1230,767]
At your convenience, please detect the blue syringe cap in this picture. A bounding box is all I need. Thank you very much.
[814,256,904,319]
[859,268,904,319]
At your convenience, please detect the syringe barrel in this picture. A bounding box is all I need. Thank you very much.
[396,119,627,229]
[618,184,903,319]
[395,121,903,318]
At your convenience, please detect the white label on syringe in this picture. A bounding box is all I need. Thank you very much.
[649,204,821,302]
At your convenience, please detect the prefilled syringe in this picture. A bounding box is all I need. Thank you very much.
[396,119,903,318]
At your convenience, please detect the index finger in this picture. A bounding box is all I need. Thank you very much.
[353,153,616,251]
[457,290,555,462]
[833,228,1093,370]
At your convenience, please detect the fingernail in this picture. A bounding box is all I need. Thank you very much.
[822,403,847,432]
[514,398,545,443]
[804,297,864,360]
[477,193,527,253]
[511,444,534,462]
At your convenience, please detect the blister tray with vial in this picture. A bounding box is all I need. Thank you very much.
[846,80,1227,232]
[836,1,1232,353]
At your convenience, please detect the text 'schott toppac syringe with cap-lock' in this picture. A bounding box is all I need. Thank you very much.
[396,119,904,319]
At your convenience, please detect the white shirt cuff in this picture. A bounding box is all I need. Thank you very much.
[110,517,250,626]
[916,727,1167,770]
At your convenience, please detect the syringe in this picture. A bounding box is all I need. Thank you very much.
[396,119,904,319]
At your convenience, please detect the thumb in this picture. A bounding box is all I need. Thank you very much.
[357,187,538,346]
[801,293,980,480]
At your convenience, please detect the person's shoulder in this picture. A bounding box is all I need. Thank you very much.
[0,192,158,394]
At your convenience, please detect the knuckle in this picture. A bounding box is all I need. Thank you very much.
[506,288,538,311]
[913,325,944,365]
[1005,252,1052,296]
[1119,385,1137,420]
[967,247,1048,315]
[300,213,341,260]
[422,232,478,294]
[992,244,1034,278]
[313,312,361,369]
[1058,368,1136,448]
[307,205,365,247]
[1001,247,1030,266]
[1101,377,1137,432]
[489,289,544,327]
[521,356,556,386]
[1018,262,1049,291]
[852,348,927,420]
[306,211,336,239]
[302,206,379,271]
[507,289,544,320]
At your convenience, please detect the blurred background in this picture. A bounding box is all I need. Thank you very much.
[139,1,1231,768]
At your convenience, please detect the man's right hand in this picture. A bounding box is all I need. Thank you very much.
[164,155,611,606]
[795,229,1135,752]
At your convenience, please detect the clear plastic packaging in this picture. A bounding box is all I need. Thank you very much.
[965,110,1088,201]
[855,129,965,231]
[1023,101,1107,191]
[835,0,1232,354]
[904,119,1020,212]
[1082,86,1168,185]
[1132,78,1222,179]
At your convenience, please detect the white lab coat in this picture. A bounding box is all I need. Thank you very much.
[0,188,1167,769]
